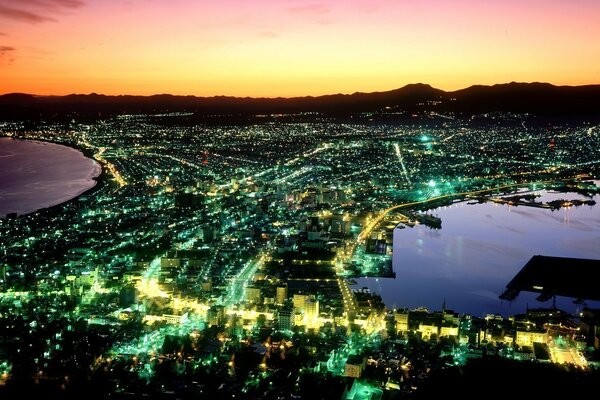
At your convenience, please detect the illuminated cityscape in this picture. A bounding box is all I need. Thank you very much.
[0,111,599,398]
[1,0,600,397]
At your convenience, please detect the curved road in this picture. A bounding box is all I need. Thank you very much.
[357,176,584,243]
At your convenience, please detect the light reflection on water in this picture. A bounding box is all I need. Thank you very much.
[0,138,100,216]
[357,189,600,316]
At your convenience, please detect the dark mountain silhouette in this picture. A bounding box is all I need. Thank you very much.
[448,82,600,115]
[0,82,599,120]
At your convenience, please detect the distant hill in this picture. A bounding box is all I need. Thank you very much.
[0,82,599,120]
[449,82,600,115]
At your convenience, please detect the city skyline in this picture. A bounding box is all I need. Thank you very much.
[1,0,600,96]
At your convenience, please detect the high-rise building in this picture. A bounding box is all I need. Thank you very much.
[305,297,319,320]
[293,293,310,313]
[278,308,294,331]
[246,286,262,304]
[394,311,408,332]
[276,284,288,305]
[331,216,348,234]
[207,305,225,327]
[227,314,243,337]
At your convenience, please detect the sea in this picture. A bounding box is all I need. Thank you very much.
[0,137,101,217]
[357,188,600,316]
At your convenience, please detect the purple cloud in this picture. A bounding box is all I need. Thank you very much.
[0,44,16,64]
[0,4,55,23]
[1,0,84,9]
[0,0,85,24]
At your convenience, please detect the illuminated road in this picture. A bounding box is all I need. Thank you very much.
[224,251,268,307]
[283,143,331,166]
[394,143,411,185]
[145,152,204,170]
[112,313,205,356]
[137,256,169,299]
[92,146,128,187]
[338,277,359,316]
[549,344,588,368]
[357,177,577,243]
[218,143,331,189]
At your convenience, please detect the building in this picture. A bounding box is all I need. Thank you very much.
[160,257,181,268]
[246,286,262,304]
[278,307,294,331]
[201,278,212,292]
[305,297,319,319]
[440,324,459,338]
[394,311,408,332]
[419,323,439,340]
[207,305,225,327]
[344,355,366,378]
[227,314,244,336]
[516,329,546,347]
[343,380,383,400]
[331,216,349,234]
[293,293,310,313]
[119,285,139,307]
[276,284,288,305]
[202,227,217,242]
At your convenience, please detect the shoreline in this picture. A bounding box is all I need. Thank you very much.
[356,187,599,317]
[0,135,106,217]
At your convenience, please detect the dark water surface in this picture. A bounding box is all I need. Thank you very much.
[357,189,600,316]
[0,138,100,217]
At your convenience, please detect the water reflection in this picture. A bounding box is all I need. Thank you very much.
[0,138,100,216]
[357,189,600,316]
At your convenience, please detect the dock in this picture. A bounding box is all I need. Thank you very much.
[500,255,600,303]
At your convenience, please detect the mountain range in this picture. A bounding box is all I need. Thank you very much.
[1,82,599,120]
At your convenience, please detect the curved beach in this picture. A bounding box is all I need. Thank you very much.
[0,137,102,217]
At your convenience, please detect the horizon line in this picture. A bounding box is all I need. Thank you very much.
[3,81,600,99]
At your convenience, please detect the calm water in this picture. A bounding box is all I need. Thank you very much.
[357,189,600,316]
[0,138,100,217]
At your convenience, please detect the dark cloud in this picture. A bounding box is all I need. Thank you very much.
[0,0,84,9]
[0,44,16,64]
[0,0,85,24]
[0,4,55,23]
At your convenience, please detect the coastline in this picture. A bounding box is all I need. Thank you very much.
[0,135,106,217]
[357,188,600,317]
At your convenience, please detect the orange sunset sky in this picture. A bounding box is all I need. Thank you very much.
[1,0,599,97]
